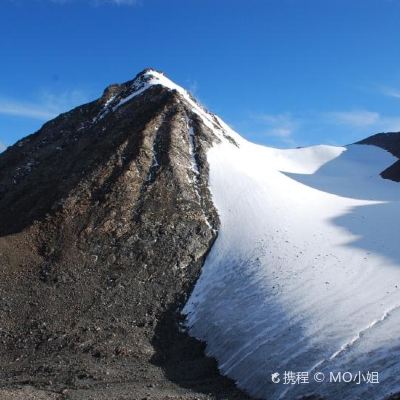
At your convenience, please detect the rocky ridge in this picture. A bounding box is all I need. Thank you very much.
[357,132,400,181]
[0,69,249,400]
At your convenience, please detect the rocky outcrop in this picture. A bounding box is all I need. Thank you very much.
[357,132,400,181]
[0,70,249,399]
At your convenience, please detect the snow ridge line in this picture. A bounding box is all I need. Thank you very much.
[185,117,200,179]
[144,126,162,186]
[184,115,214,231]
[278,305,400,400]
[278,304,399,400]
[301,303,400,380]
[329,304,400,361]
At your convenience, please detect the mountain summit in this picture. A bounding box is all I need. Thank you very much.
[1,70,400,400]
[0,69,248,399]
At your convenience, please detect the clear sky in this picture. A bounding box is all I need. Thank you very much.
[1,0,400,150]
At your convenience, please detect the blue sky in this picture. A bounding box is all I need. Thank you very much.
[1,0,400,150]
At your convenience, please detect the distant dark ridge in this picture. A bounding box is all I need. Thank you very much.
[357,131,400,182]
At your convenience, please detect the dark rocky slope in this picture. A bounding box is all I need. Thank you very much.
[357,132,400,181]
[0,70,250,399]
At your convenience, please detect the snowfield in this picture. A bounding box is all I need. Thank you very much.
[184,133,400,400]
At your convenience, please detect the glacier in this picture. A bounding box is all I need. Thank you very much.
[184,130,400,399]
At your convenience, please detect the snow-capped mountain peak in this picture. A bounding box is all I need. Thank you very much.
[95,69,244,145]
[2,68,400,400]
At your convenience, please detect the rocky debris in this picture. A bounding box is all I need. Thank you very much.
[0,70,250,399]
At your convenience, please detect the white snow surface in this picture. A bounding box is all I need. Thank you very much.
[183,132,400,399]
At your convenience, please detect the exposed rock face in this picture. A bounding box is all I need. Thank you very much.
[357,132,400,181]
[0,70,249,399]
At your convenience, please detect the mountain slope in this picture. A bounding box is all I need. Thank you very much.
[184,131,400,399]
[2,69,400,400]
[0,70,249,399]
